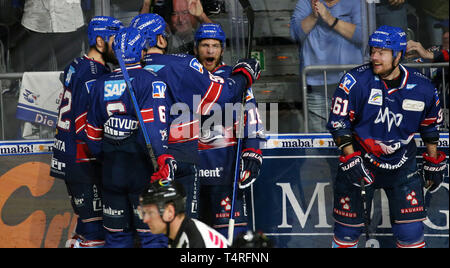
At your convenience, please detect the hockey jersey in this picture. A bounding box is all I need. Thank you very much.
[327,63,443,170]
[198,64,266,185]
[85,64,170,161]
[50,55,109,182]
[142,53,248,164]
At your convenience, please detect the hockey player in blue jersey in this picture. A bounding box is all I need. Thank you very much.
[327,25,447,248]
[85,27,172,248]
[130,13,261,220]
[50,16,123,248]
[193,23,266,238]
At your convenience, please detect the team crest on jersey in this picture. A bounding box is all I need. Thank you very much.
[339,73,356,94]
[65,66,75,87]
[189,58,204,74]
[104,79,131,101]
[152,81,167,98]
[368,88,383,106]
[245,88,255,101]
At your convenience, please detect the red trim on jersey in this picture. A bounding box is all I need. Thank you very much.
[75,112,87,134]
[75,141,95,163]
[83,55,105,66]
[420,117,437,126]
[141,108,154,123]
[169,120,199,143]
[86,123,103,141]
[197,82,223,115]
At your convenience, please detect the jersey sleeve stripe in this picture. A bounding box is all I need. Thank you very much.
[86,123,103,141]
[196,82,223,115]
[75,112,87,134]
[141,108,154,123]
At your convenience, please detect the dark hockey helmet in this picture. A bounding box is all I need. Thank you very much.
[368,25,407,59]
[130,13,168,49]
[87,16,124,47]
[232,230,274,248]
[139,180,186,215]
[194,23,226,48]
[112,27,146,64]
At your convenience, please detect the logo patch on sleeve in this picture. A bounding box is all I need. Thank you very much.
[339,73,357,94]
[152,81,167,98]
[189,58,204,74]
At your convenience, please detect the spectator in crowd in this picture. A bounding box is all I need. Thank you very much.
[376,0,408,32]
[10,0,88,72]
[410,0,449,48]
[290,0,364,132]
[406,19,449,62]
[140,0,213,54]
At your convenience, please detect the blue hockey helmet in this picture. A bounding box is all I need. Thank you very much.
[194,23,226,47]
[87,16,124,46]
[368,25,407,59]
[130,13,167,48]
[112,27,146,64]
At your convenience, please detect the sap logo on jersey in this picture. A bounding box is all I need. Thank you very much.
[339,73,356,94]
[152,81,167,98]
[104,79,132,101]
[104,80,126,100]
[190,58,204,74]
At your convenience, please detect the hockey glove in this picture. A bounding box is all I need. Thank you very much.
[339,151,374,187]
[422,151,446,193]
[151,154,177,183]
[239,148,263,189]
[232,58,261,88]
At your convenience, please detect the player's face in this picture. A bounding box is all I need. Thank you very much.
[370,47,397,78]
[196,39,223,72]
[139,204,166,234]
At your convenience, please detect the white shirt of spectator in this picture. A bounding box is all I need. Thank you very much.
[21,0,84,33]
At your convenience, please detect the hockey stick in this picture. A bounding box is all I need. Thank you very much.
[115,48,158,172]
[360,180,378,248]
[228,0,255,244]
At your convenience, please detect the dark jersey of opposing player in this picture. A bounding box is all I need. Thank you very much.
[327,63,443,170]
[142,53,248,164]
[171,217,229,248]
[85,64,170,163]
[198,64,266,185]
[50,55,109,183]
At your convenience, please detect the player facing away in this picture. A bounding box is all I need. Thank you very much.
[85,27,173,248]
[193,23,266,239]
[50,16,123,248]
[138,180,229,248]
[130,13,261,219]
[327,25,446,248]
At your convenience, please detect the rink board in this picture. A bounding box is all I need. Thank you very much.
[0,134,448,248]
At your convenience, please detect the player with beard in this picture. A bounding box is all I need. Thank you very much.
[130,13,261,222]
[327,25,446,248]
[51,16,123,248]
[193,23,265,239]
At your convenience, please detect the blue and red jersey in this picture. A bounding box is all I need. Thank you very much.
[142,53,248,164]
[327,63,443,170]
[85,64,171,159]
[50,55,109,182]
